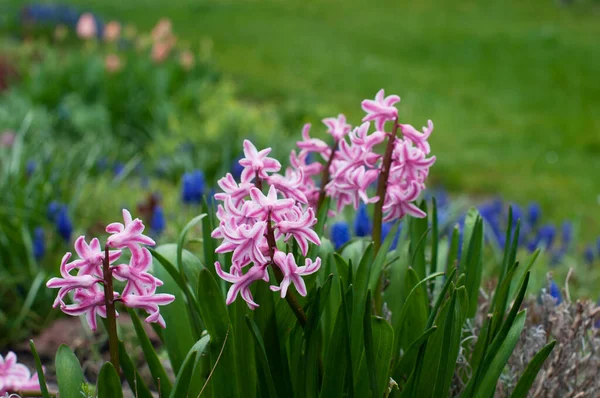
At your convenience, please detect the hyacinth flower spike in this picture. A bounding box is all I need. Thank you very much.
[66,236,121,276]
[47,253,99,307]
[270,252,321,297]
[215,262,269,309]
[112,246,163,296]
[238,139,282,183]
[106,209,156,249]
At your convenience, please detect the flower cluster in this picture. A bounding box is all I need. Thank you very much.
[47,210,174,330]
[282,90,435,222]
[212,140,322,309]
[0,352,40,395]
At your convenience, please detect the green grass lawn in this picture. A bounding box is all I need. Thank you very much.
[10,0,600,236]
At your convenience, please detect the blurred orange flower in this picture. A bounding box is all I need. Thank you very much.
[104,21,121,42]
[151,18,172,42]
[105,54,122,72]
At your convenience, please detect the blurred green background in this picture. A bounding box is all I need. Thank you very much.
[25,0,599,233]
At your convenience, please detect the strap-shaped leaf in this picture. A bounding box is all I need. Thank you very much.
[128,309,173,396]
[471,310,527,398]
[29,340,50,398]
[510,341,556,398]
[170,351,197,398]
[245,315,278,398]
[409,200,429,279]
[55,345,85,398]
[462,216,484,318]
[196,268,240,397]
[97,362,123,398]
[118,341,154,398]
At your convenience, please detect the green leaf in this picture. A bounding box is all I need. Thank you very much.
[446,225,461,270]
[187,335,212,397]
[426,267,457,329]
[466,273,530,396]
[363,290,378,395]
[471,310,527,398]
[230,297,257,398]
[170,351,198,398]
[177,213,207,274]
[462,216,484,318]
[254,282,293,398]
[55,345,85,398]
[432,287,468,398]
[394,270,444,352]
[510,341,556,398]
[97,362,123,398]
[201,199,218,282]
[320,281,353,398]
[393,326,437,380]
[154,245,201,372]
[118,341,154,398]
[430,197,439,291]
[409,200,429,279]
[369,222,400,292]
[29,340,50,398]
[128,309,173,396]
[245,315,278,398]
[196,268,240,397]
[370,316,395,397]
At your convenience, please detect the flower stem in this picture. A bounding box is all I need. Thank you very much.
[316,140,339,213]
[103,246,120,373]
[372,120,399,315]
[265,211,307,328]
[372,120,399,255]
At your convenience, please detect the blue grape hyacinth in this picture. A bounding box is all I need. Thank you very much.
[330,221,351,250]
[182,170,205,204]
[151,206,166,236]
[32,227,45,260]
[353,203,372,237]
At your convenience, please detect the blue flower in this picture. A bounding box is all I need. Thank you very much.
[47,201,61,221]
[381,222,401,251]
[181,170,205,204]
[330,221,351,250]
[26,160,36,176]
[548,280,562,305]
[114,162,125,177]
[56,206,73,242]
[536,224,556,250]
[527,202,541,227]
[584,245,594,265]
[560,221,573,248]
[32,227,45,260]
[151,206,166,236]
[353,203,371,237]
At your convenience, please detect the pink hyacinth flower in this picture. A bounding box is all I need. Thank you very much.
[60,284,111,331]
[247,186,295,221]
[65,236,121,276]
[270,252,321,297]
[215,262,269,309]
[112,246,163,296]
[238,140,282,183]
[121,293,175,328]
[0,352,41,395]
[322,114,352,141]
[383,180,427,222]
[276,208,321,256]
[47,253,99,307]
[76,13,97,39]
[361,89,400,131]
[106,209,156,249]
[266,168,308,204]
[296,124,331,160]
[215,220,268,268]
[214,173,254,206]
[400,120,433,155]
